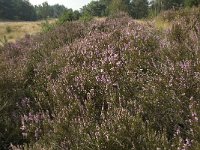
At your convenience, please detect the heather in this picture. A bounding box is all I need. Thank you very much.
[0,9,200,150]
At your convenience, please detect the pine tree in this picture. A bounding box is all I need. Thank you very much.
[130,0,149,19]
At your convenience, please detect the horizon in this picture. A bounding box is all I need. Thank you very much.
[29,0,93,10]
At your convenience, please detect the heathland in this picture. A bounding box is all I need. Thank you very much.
[0,6,200,150]
[0,19,57,45]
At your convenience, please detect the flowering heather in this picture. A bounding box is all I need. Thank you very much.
[0,10,200,150]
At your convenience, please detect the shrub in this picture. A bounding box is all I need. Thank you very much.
[58,9,80,24]
[0,9,200,150]
[159,7,200,22]
[41,20,55,32]
[80,12,94,23]
[6,26,12,33]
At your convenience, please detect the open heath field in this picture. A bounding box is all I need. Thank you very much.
[0,19,56,45]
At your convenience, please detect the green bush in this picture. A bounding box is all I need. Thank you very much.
[6,26,12,33]
[80,12,94,22]
[41,20,55,32]
[58,9,80,24]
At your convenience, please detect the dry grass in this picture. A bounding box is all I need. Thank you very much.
[94,17,107,22]
[153,19,171,31]
[0,19,56,45]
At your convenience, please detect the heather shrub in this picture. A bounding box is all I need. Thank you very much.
[27,17,200,149]
[0,9,200,150]
[159,7,200,22]
[0,50,23,149]
[108,11,129,19]
[0,21,89,149]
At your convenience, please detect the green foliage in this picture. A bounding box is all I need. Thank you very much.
[108,0,130,15]
[35,2,68,20]
[0,0,37,21]
[80,0,151,19]
[58,9,80,24]
[80,12,94,22]
[41,20,55,32]
[129,0,149,19]
[149,0,185,16]
[81,1,107,17]
[162,0,184,10]
[50,4,67,18]
[5,26,12,33]
[185,0,200,7]
[35,2,51,19]
[16,0,37,21]
[0,0,66,21]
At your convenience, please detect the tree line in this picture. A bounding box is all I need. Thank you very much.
[0,0,69,21]
[81,0,200,19]
[150,0,200,16]
[0,0,199,21]
[0,0,37,20]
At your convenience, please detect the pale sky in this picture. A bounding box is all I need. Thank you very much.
[29,0,93,10]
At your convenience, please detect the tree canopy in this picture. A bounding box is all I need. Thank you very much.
[35,3,67,19]
[81,1,107,17]
[129,0,149,19]
[0,0,37,20]
[0,0,67,21]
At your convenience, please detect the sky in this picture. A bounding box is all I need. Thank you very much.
[29,0,93,10]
